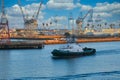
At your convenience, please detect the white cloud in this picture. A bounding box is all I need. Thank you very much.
[54,0,73,3]
[94,2,120,12]
[53,16,67,21]
[46,0,76,10]
[93,2,120,22]
[94,12,112,18]
[8,15,24,28]
[112,9,120,15]
[46,0,91,11]
[81,5,92,11]
[6,5,21,17]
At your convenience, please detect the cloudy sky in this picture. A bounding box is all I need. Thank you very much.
[0,0,120,29]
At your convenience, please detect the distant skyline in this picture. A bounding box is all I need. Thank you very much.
[0,0,120,29]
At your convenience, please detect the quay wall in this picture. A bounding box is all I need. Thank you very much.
[44,37,120,45]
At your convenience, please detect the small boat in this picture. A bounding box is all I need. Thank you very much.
[51,44,96,57]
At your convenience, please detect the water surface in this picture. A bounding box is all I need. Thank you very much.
[0,41,120,79]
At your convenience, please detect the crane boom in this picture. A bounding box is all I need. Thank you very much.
[83,9,93,21]
[18,0,25,22]
[1,0,5,15]
[35,2,42,19]
[1,0,8,25]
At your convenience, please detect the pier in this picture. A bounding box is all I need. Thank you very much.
[44,37,120,45]
[0,41,44,49]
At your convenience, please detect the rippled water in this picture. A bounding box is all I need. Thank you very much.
[0,41,120,79]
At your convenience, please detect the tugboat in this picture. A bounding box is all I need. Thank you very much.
[51,44,96,57]
[51,33,96,58]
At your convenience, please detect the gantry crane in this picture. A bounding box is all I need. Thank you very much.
[0,0,10,44]
[76,9,93,35]
[18,0,42,36]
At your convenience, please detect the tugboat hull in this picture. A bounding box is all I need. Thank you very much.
[51,48,96,57]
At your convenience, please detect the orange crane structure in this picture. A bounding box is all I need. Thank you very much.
[18,0,42,36]
[0,0,10,44]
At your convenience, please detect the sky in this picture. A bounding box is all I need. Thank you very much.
[0,0,120,29]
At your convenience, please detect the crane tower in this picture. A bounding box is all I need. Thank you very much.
[76,12,83,35]
[76,9,93,35]
[18,0,42,36]
[0,0,10,44]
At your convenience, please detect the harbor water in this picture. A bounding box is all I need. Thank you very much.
[0,41,120,79]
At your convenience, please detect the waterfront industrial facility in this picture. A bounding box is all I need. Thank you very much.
[0,0,120,80]
[0,0,120,47]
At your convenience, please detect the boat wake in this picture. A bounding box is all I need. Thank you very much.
[96,49,120,56]
[14,71,120,80]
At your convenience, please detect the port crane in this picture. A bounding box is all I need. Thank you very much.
[18,0,42,35]
[76,9,93,35]
[0,0,10,44]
